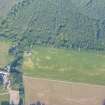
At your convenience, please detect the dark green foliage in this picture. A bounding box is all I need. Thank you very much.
[0,0,16,17]
[1,101,9,105]
[19,98,24,105]
[9,50,24,103]
[0,1,105,104]
[0,0,105,51]
[71,0,105,20]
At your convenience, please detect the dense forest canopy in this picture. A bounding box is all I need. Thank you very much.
[0,0,105,51]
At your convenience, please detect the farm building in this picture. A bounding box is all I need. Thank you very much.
[0,68,10,88]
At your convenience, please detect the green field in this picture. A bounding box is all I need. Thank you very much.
[0,41,13,68]
[0,94,9,104]
[23,47,105,85]
[0,87,9,103]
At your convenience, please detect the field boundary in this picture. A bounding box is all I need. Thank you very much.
[23,75,105,88]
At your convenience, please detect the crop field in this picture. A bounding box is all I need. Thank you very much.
[24,76,105,105]
[0,41,12,68]
[23,47,105,85]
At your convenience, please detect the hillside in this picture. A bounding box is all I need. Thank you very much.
[71,0,105,20]
[0,0,105,104]
[0,0,105,51]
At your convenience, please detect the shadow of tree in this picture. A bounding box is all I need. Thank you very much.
[1,101,9,105]
[103,99,105,105]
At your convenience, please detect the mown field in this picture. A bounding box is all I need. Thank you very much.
[0,41,12,68]
[23,47,105,85]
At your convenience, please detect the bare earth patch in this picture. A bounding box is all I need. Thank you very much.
[9,90,20,105]
[24,76,105,105]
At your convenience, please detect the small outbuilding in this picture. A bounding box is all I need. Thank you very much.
[24,50,32,57]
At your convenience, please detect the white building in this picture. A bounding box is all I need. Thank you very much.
[0,70,10,88]
[24,51,32,57]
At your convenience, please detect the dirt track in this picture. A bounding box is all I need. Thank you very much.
[24,76,105,105]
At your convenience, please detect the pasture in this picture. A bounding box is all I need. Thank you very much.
[23,47,105,85]
[0,87,9,104]
[0,41,13,68]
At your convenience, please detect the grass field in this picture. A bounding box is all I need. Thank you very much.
[0,94,9,104]
[23,47,105,85]
[0,86,8,103]
[0,41,13,68]
[0,86,9,104]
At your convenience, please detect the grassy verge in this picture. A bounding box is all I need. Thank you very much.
[0,94,9,103]
[0,86,8,94]
[23,47,105,85]
[0,40,13,68]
